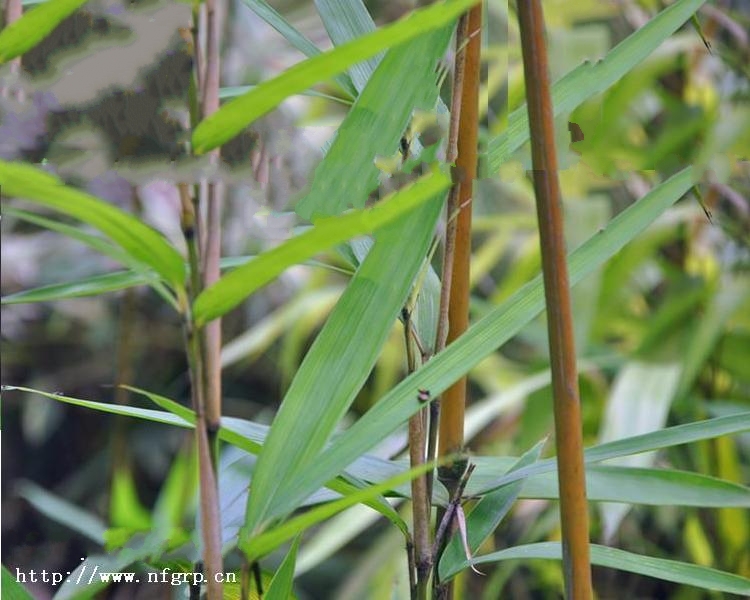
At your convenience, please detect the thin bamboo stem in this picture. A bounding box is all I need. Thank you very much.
[437,1,481,491]
[405,315,431,600]
[515,2,593,598]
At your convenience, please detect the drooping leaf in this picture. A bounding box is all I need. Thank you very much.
[0,161,185,287]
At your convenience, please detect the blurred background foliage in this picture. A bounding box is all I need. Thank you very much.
[1,0,749,598]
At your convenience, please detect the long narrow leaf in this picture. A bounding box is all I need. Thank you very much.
[192,0,479,154]
[485,0,707,174]
[193,166,450,325]
[239,0,356,97]
[0,161,185,286]
[264,537,300,600]
[243,460,439,561]
[276,167,697,523]
[241,195,444,539]
[442,542,750,594]
[1,271,149,305]
[295,27,452,219]
[314,0,380,92]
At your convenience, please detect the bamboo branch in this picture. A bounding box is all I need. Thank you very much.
[404,310,431,600]
[515,2,593,598]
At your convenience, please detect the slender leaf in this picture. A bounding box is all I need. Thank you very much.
[2,207,177,308]
[242,195,444,539]
[1,271,149,305]
[0,0,88,64]
[485,0,707,174]
[16,481,107,544]
[463,459,750,507]
[265,537,300,600]
[192,0,479,154]
[0,161,185,286]
[442,542,750,595]
[193,166,450,325]
[314,0,380,92]
[295,26,452,219]
[267,167,698,522]
[239,0,356,97]
[243,460,438,561]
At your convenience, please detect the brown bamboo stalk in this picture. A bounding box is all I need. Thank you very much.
[201,0,222,438]
[437,3,481,488]
[179,185,224,600]
[515,2,593,598]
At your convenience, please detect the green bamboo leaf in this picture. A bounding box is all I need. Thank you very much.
[193,166,450,325]
[0,0,88,64]
[125,386,406,532]
[243,460,438,561]
[272,167,698,523]
[192,0,478,154]
[463,459,750,507]
[241,193,444,539]
[443,542,750,595]
[295,27,452,219]
[239,0,356,97]
[17,481,107,544]
[0,161,185,286]
[1,271,150,305]
[485,0,707,174]
[314,0,380,93]
[2,566,35,600]
[264,537,300,600]
[2,207,178,308]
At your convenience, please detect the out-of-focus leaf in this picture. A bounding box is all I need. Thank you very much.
[193,166,450,325]
[1,271,149,304]
[444,542,750,595]
[0,161,185,286]
[0,0,88,64]
[192,0,478,154]
[16,481,107,544]
[598,361,681,539]
[485,0,707,174]
[2,566,35,600]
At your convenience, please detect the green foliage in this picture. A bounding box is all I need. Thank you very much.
[2,0,747,597]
